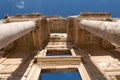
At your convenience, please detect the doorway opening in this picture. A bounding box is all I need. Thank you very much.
[40,68,82,80]
[46,50,72,56]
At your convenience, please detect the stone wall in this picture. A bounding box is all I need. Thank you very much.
[39,18,50,48]
[14,32,34,50]
[48,18,67,33]
[67,17,74,42]
[32,18,50,49]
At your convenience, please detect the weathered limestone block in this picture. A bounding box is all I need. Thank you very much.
[8,13,42,19]
[36,18,50,48]
[74,18,86,47]
[79,12,112,21]
[15,32,34,50]
[67,17,74,42]
[31,18,50,49]
[4,13,42,23]
[48,18,67,33]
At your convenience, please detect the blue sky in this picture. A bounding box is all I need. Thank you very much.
[41,71,81,80]
[0,0,120,19]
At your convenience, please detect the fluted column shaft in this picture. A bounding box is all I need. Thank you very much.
[79,20,120,46]
[0,21,36,49]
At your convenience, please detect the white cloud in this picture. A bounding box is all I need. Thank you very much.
[16,1,25,9]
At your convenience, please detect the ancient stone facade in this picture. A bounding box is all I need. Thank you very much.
[0,12,120,80]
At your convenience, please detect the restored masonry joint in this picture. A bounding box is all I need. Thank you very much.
[0,12,120,80]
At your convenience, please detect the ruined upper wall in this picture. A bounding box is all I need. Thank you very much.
[3,13,42,23]
[79,12,112,21]
[4,13,42,19]
[80,12,111,18]
[44,16,61,18]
